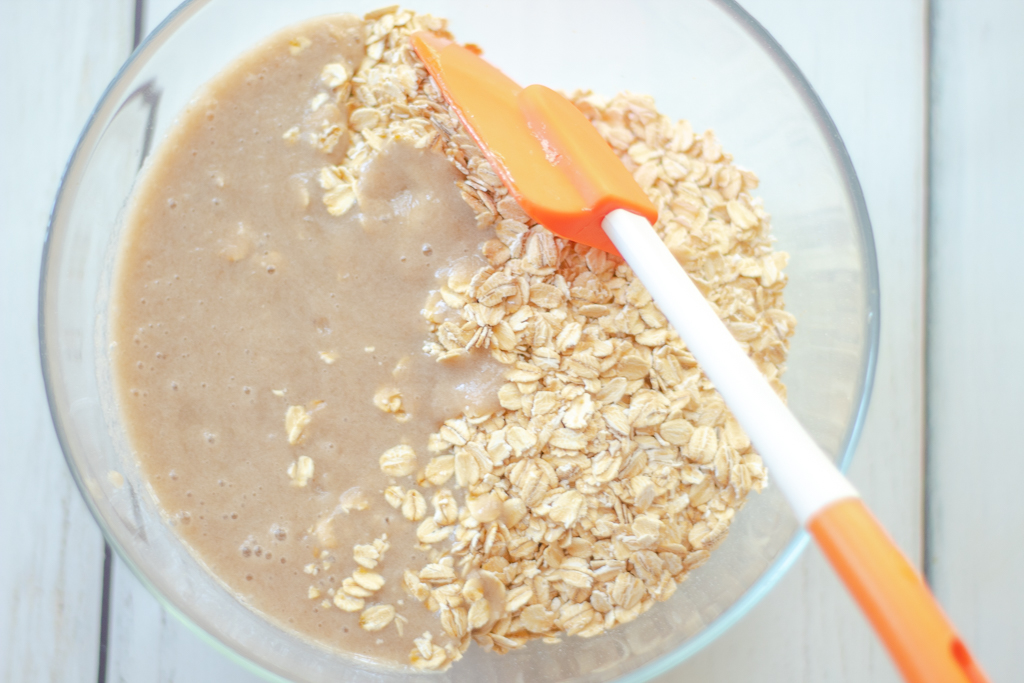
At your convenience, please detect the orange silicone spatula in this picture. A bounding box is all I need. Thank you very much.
[412,31,990,683]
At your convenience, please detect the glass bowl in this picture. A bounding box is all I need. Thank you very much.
[40,1,878,681]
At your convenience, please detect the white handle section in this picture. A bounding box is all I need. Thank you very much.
[602,209,857,524]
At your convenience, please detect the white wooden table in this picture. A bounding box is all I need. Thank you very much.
[2,1,1020,681]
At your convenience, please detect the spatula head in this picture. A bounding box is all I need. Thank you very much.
[412,32,657,255]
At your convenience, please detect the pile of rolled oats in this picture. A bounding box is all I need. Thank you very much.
[307,7,795,671]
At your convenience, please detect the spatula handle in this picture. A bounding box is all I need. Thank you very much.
[811,498,989,683]
[601,209,988,683]
[602,209,854,520]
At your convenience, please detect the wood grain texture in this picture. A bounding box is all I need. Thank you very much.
[929,2,1024,680]
[106,560,265,683]
[0,1,133,681]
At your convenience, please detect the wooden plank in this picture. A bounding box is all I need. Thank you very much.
[928,3,1024,680]
[104,1,926,681]
[0,1,133,681]
[106,559,263,682]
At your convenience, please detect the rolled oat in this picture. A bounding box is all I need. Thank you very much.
[307,6,792,670]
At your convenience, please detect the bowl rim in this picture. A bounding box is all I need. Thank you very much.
[38,0,880,680]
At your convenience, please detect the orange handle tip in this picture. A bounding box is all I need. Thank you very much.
[809,498,989,683]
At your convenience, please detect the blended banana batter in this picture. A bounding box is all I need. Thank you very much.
[111,14,500,665]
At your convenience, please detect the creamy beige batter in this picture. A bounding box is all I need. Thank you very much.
[111,15,500,665]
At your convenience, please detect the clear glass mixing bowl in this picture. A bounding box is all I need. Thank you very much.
[40,1,878,681]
